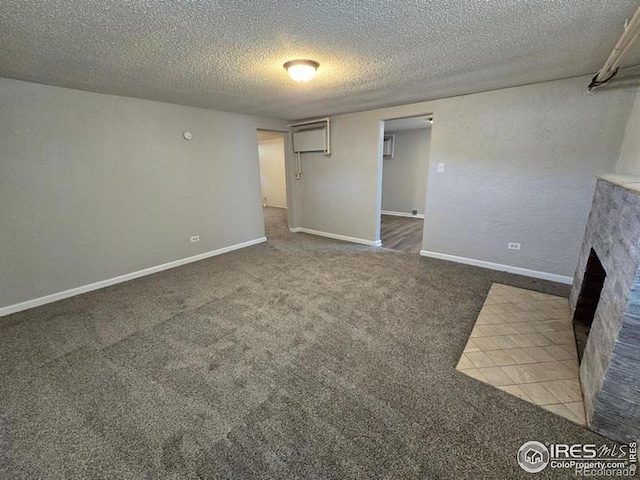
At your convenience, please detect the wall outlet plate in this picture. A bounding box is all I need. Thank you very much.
[191,236,200,242]
[437,162,445,173]
[508,242,521,250]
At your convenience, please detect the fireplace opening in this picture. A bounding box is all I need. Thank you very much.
[572,248,606,363]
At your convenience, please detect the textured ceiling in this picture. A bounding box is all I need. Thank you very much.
[1,1,639,120]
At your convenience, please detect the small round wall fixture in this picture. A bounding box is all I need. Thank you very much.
[283,59,319,83]
[183,131,193,140]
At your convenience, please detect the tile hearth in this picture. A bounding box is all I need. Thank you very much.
[457,283,586,426]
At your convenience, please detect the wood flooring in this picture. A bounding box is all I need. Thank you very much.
[380,214,423,253]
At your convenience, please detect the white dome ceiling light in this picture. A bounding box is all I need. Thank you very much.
[284,59,319,83]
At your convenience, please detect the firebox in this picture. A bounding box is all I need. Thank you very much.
[572,248,606,364]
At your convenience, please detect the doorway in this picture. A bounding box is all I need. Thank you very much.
[378,115,433,253]
[257,130,288,238]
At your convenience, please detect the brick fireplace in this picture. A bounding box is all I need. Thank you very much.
[570,174,640,443]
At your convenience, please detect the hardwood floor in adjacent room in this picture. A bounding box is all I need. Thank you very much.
[380,214,423,253]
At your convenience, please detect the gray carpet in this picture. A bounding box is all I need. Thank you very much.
[0,207,609,479]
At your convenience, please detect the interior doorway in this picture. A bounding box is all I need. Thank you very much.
[378,115,433,253]
[257,130,288,238]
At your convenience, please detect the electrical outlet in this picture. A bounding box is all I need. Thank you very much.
[412,209,418,216]
[191,235,200,243]
[437,162,446,173]
[508,242,521,250]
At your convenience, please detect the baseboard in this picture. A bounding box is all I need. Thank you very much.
[264,205,287,209]
[419,250,573,285]
[0,237,267,317]
[381,210,425,219]
[289,227,382,247]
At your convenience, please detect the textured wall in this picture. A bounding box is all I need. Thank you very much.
[0,78,285,309]
[570,177,640,443]
[616,88,640,176]
[381,129,431,215]
[289,76,634,277]
[258,137,287,208]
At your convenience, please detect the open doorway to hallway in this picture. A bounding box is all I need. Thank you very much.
[379,115,432,253]
[257,130,288,238]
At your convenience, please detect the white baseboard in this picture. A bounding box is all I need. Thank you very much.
[264,205,287,209]
[419,250,573,285]
[381,210,425,219]
[289,227,382,247]
[0,237,267,317]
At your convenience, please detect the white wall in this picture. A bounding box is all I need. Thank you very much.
[258,136,287,208]
[616,87,640,175]
[288,76,635,278]
[0,77,285,310]
[382,129,431,215]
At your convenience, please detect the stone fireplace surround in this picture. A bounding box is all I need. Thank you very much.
[570,174,640,443]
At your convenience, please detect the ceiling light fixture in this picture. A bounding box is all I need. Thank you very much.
[284,59,319,82]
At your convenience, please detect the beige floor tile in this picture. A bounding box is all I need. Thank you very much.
[520,346,553,363]
[456,354,475,370]
[464,283,586,426]
[561,359,579,374]
[506,313,527,323]
[505,348,537,365]
[486,314,510,325]
[463,339,481,352]
[542,403,582,424]
[482,305,500,314]
[500,365,536,384]
[461,368,488,383]
[542,345,577,361]
[544,361,577,380]
[535,319,569,331]
[530,322,555,333]
[524,333,555,347]
[479,366,515,386]
[498,385,532,402]
[472,336,502,351]
[510,334,537,348]
[542,331,575,345]
[491,296,512,305]
[539,380,582,403]
[519,383,560,405]
[496,324,523,336]
[491,335,520,350]
[466,351,497,368]
[544,320,572,332]
[518,311,553,323]
[481,323,504,337]
[478,306,495,316]
[469,328,483,338]
[561,378,583,396]
[510,323,539,334]
[484,349,517,366]
[565,401,587,424]
[497,305,520,315]
[520,363,558,383]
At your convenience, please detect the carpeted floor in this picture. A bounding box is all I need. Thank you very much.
[0,207,609,479]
